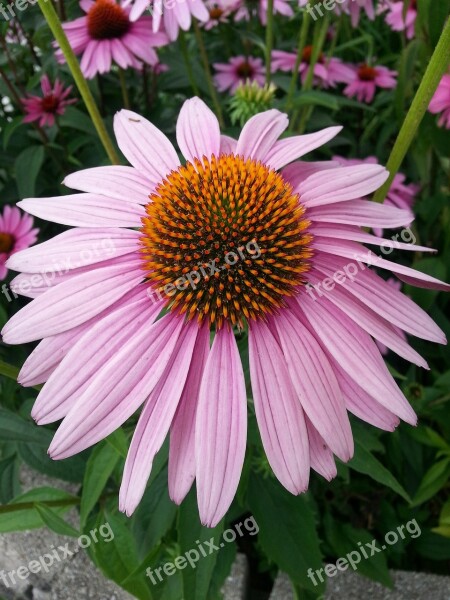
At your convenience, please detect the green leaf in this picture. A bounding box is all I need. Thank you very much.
[0,487,78,533]
[18,441,88,483]
[178,487,225,600]
[347,438,411,502]
[411,458,450,506]
[0,455,21,503]
[0,408,52,445]
[15,145,45,198]
[80,439,121,528]
[59,106,100,135]
[247,474,323,592]
[324,513,392,587]
[35,503,79,537]
[88,509,152,600]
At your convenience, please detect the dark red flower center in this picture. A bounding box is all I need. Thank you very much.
[0,233,14,254]
[87,0,131,40]
[358,65,378,81]
[236,61,254,79]
[41,94,59,113]
[302,45,324,65]
[209,7,224,19]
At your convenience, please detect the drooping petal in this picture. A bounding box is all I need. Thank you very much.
[306,418,337,481]
[168,324,210,505]
[249,320,310,495]
[196,327,247,527]
[119,320,200,515]
[274,311,353,461]
[48,312,184,459]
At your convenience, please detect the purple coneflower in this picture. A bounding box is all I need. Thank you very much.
[22,75,76,128]
[3,99,448,527]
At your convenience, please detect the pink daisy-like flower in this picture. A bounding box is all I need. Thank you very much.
[0,206,38,281]
[272,46,354,89]
[428,74,450,129]
[213,56,265,94]
[202,0,239,29]
[381,0,417,39]
[125,0,209,42]
[55,0,168,79]
[3,98,449,527]
[334,0,376,27]
[21,75,76,128]
[234,0,293,25]
[344,63,397,103]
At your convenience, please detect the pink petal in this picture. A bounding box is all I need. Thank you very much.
[264,126,342,170]
[119,320,200,515]
[196,327,247,527]
[273,311,353,461]
[176,97,221,163]
[235,109,288,162]
[63,166,154,201]
[113,109,180,180]
[2,257,143,344]
[309,201,413,228]
[18,194,144,228]
[306,418,337,481]
[48,312,184,459]
[168,324,210,504]
[248,320,310,495]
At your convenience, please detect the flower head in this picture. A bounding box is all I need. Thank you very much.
[272,46,354,89]
[381,0,417,39]
[213,55,265,94]
[0,206,38,281]
[22,76,76,128]
[428,74,450,129]
[125,0,209,41]
[229,80,277,126]
[3,99,448,527]
[344,63,397,103]
[203,0,239,29]
[55,0,168,78]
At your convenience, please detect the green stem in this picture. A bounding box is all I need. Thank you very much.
[193,20,224,127]
[37,0,120,165]
[373,16,450,203]
[179,31,200,96]
[118,68,130,109]
[295,14,329,132]
[285,10,311,112]
[265,0,274,84]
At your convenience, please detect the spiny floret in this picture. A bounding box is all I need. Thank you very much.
[140,154,312,329]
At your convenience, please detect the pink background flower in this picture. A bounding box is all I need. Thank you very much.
[0,206,39,281]
[428,74,450,129]
[213,55,265,93]
[22,75,76,128]
[344,63,397,103]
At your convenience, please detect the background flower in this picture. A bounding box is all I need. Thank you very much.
[213,55,265,93]
[22,75,76,127]
[344,63,397,103]
[428,73,450,129]
[0,206,39,281]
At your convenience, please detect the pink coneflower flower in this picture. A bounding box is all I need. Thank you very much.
[202,0,239,29]
[3,99,449,527]
[235,0,293,25]
[21,75,76,128]
[213,56,265,94]
[55,0,168,79]
[125,0,209,42]
[272,46,354,89]
[381,0,417,39]
[344,63,397,103]
[334,0,376,27]
[428,74,450,129]
[0,206,38,281]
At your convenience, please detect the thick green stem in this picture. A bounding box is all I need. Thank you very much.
[373,16,450,203]
[179,31,200,96]
[193,20,224,127]
[37,0,120,165]
[285,10,311,112]
[265,0,274,84]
